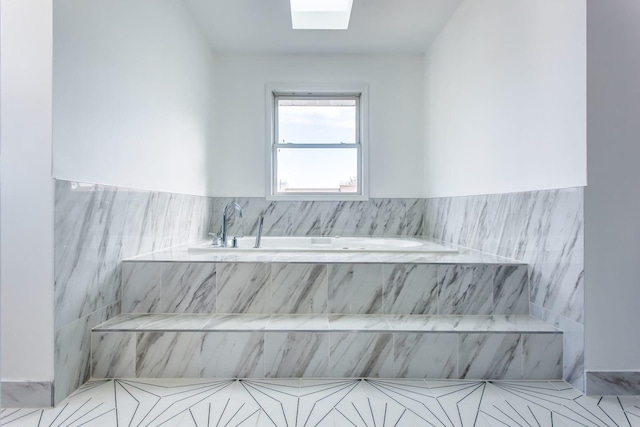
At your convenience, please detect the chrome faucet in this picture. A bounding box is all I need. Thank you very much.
[221,202,243,247]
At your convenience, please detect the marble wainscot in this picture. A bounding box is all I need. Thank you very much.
[51,180,211,405]
[424,187,585,390]
[586,371,640,396]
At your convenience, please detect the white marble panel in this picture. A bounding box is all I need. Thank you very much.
[493,265,529,314]
[322,199,406,236]
[458,333,522,380]
[1,382,52,408]
[91,332,136,378]
[216,263,271,314]
[383,264,438,314]
[394,333,457,378]
[159,262,216,313]
[328,314,390,330]
[328,332,394,377]
[267,315,329,330]
[204,314,270,330]
[522,334,563,380]
[404,199,425,237]
[121,261,161,313]
[135,332,202,378]
[424,188,584,389]
[54,303,116,404]
[201,332,264,378]
[586,371,640,396]
[438,265,494,315]
[271,263,328,314]
[328,264,383,314]
[137,314,213,330]
[531,302,585,390]
[264,332,329,377]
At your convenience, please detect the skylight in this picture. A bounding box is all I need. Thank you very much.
[289,0,354,30]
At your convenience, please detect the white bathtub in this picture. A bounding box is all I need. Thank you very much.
[188,236,457,254]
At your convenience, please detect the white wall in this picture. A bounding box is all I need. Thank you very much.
[585,0,640,371]
[211,54,425,198]
[53,0,215,196]
[1,0,55,382]
[423,0,587,198]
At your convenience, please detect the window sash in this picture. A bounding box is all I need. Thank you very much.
[272,94,363,197]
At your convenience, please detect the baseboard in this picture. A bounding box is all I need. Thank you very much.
[586,371,640,396]
[1,381,54,408]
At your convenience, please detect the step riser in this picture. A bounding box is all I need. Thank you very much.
[92,330,561,380]
[123,262,529,316]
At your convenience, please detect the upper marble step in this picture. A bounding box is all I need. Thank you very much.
[95,313,559,334]
[126,241,525,265]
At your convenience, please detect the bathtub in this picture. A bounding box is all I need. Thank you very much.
[188,236,457,254]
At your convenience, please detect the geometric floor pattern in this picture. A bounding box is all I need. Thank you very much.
[2,379,640,426]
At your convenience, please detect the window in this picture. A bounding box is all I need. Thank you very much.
[266,84,368,200]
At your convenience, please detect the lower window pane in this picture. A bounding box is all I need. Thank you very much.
[276,147,358,193]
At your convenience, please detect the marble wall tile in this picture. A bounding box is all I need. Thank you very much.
[531,302,585,390]
[216,263,271,314]
[438,265,494,315]
[322,199,406,237]
[159,263,216,313]
[328,264,383,314]
[54,302,117,404]
[121,261,161,313]
[54,179,211,403]
[493,265,529,315]
[91,332,136,378]
[458,334,522,380]
[425,187,584,389]
[264,332,329,377]
[328,332,394,377]
[201,332,264,378]
[135,332,202,378]
[382,264,438,314]
[586,371,640,396]
[1,382,52,408]
[212,197,425,237]
[54,182,127,327]
[271,264,328,314]
[393,333,457,378]
[522,334,563,380]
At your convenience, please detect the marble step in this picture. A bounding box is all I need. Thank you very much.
[122,259,530,316]
[91,314,562,381]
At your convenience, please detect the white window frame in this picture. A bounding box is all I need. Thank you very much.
[265,83,369,201]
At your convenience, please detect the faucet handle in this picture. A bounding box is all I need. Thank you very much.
[208,232,221,247]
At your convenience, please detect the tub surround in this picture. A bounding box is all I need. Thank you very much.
[211,197,425,238]
[423,187,584,389]
[120,258,529,316]
[91,314,561,381]
[47,181,585,405]
[91,243,559,383]
[52,180,211,404]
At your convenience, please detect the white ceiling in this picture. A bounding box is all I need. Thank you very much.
[180,0,463,54]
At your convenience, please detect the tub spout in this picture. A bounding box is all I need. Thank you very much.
[221,202,243,247]
[254,214,264,248]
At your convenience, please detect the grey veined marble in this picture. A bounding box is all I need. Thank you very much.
[425,187,584,390]
[53,180,211,403]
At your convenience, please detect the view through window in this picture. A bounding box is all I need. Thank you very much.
[272,96,362,195]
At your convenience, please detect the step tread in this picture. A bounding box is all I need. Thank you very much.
[94,313,560,334]
[124,242,525,265]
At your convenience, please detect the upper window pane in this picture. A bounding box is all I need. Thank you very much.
[277,98,357,144]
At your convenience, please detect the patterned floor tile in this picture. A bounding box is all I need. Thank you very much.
[2,378,640,426]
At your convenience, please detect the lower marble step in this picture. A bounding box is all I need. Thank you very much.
[91,314,562,381]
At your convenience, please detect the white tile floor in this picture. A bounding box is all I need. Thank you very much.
[1,378,639,426]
